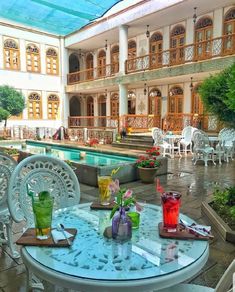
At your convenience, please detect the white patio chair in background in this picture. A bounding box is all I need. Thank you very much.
[192,130,216,166]
[7,155,81,290]
[0,152,20,258]
[217,128,235,162]
[158,259,235,292]
[152,128,172,157]
[179,126,197,156]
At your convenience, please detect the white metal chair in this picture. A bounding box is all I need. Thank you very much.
[217,128,235,162]
[179,126,197,156]
[0,152,20,258]
[158,259,235,292]
[152,128,172,157]
[7,154,81,290]
[192,130,216,166]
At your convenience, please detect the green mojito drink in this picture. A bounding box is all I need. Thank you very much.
[32,191,54,240]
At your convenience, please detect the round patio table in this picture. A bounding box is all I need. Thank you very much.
[21,203,209,292]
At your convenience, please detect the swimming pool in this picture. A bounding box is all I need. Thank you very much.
[0,140,140,186]
[1,141,136,167]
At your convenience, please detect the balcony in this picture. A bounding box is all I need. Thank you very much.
[67,34,235,85]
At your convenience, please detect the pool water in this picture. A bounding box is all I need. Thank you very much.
[1,141,136,167]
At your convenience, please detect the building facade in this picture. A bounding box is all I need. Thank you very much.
[2,0,235,139]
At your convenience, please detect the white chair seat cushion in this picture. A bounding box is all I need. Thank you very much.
[158,283,214,292]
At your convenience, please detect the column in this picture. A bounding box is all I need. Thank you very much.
[59,38,69,127]
[93,51,98,78]
[119,84,128,116]
[106,91,111,116]
[161,85,168,118]
[213,8,223,37]
[19,39,26,72]
[119,25,128,74]
[184,82,192,113]
[0,34,3,69]
[163,26,170,65]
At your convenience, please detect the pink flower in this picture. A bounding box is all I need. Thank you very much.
[109,179,120,194]
[135,202,143,212]
[123,189,133,199]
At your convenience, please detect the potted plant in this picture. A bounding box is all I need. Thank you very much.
[201,186,235,243]
[136,147,161,183]
[4,148,20,162]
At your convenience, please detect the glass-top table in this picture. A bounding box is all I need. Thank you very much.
[22,203,209,291]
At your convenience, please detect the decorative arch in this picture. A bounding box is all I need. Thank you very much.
[150,32,163,68]
[110,93,119,116]
[28,92,42,119]
[111,45,119,74]
[86,53,94,80]
[148,88,162,115]
[69,96,81,116]
[97,50,106,77]
[195,17,213,60]
[168,86,184,114]
[26,43,40,73]
[46,48,58,75]
[170,25,185,65]
[69,53,80,73]
[223,7,235,54]
[4,39,20,70]
[47,94,59,119]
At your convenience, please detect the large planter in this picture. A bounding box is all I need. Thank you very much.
[138,167,158,183]
[201,200,235,243]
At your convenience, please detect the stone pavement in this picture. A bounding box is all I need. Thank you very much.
[0,154,234,291]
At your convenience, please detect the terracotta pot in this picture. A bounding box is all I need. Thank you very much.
[138,167,158,183]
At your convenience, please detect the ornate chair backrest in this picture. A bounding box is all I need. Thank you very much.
[182,126,195,142]
[219,128,235,147]
[152,128,164,145]
[193,130,210,150]
[8,155,80,228]
[0,152,17,208]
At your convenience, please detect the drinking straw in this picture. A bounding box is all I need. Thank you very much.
[26,183,34,202]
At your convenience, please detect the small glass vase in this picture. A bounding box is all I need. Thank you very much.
[112,207,132,241]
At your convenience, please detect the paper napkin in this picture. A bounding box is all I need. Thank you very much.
[51,229,74,244]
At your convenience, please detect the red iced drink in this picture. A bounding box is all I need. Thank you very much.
[161,191,181,231]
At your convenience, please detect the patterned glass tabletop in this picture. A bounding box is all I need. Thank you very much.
[25,203,208,281]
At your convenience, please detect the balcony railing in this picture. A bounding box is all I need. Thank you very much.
[67,34,235,85]
[68,113,221,133]
[67,62,119,85]
[68,116,119,129]
[125,34,235,74]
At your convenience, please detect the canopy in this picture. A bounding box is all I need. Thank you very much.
[0,0,122,35]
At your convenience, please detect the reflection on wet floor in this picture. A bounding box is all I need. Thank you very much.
[166,172,192,179]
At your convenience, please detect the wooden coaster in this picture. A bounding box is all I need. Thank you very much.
[16,228,77,247]
[158,223,211,241]
[90,201,116,210]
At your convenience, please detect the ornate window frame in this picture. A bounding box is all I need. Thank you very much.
[4,38,20,70]
[47,94,59,120]
[28,92,42,119]
[26,43,41,73]
[46,47,59,75]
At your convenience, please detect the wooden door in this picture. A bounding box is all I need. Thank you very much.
[195,17,213,60]
[150,33,163,68]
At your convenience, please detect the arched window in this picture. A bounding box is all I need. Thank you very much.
[110,93,119,116]
[148,88,162,115]
[69,53,80,73]
[149,32,163,68]
[223,8,235,54]
[170,25,185,65]
[98,94,106,116]
[87,96,94,116]
[48,94,59,119]
[28,92,42,119]
[86,53,94,80]
[128,91,136,114]
[69,96,81,116]
[97,50,106,77]
[192,84,204,115]
[4,39,20,70]
[128,40,136,59]
[46,48,59,75]
[168,86,184,114]
[26,43,40,73]
[111,45,119,74]
[195,17,213,60]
